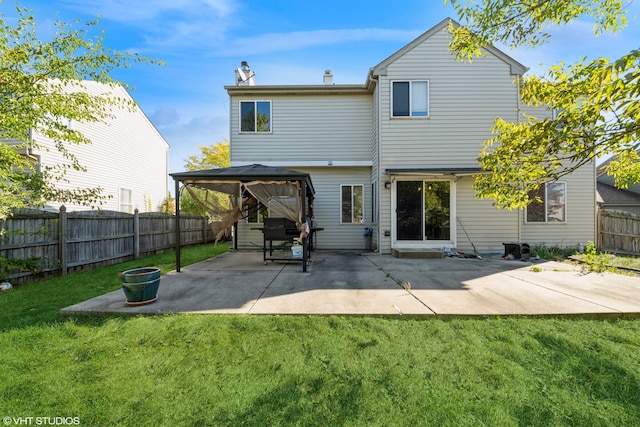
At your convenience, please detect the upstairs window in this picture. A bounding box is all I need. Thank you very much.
[526,182,566,223]
[240,101,271,132]
[341,184,364,224]
[392,81,429,117]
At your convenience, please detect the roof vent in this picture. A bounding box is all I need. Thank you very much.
[323,70,333,85]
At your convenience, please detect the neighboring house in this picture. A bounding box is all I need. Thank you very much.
[597,153,640,215]
[225,18,596,255]
[17,81,170,213]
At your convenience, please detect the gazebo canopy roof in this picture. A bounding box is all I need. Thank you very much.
[170,164,316,273]
[170,164,315,195]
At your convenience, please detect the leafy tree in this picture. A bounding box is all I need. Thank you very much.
[184,139,230,171]
[181,140,230,215]
[446,0,639,209]
[0,5,162,219]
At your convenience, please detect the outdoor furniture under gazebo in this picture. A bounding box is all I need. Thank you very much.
[169,164,316,272]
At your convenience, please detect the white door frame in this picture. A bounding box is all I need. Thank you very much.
[390,176,457,249]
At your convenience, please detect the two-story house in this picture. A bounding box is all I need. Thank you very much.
[19,81,170,213]
[225,18,596,255]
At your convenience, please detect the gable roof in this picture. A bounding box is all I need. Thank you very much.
[596,182,640,205]
[371,18,529,77]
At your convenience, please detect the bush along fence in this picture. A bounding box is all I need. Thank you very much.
[598,209,640,256]
[0,207,218,284]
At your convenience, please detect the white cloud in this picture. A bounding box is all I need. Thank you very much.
[149,107,181,127]
[59,0,237,52]
[157,113,229,173]
[215,28,421,56]
[60,0,236,22]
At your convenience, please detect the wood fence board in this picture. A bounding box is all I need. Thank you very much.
[1,208,216,283]
[598,209,640,256]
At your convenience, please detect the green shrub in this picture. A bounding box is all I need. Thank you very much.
[529,244,578,261]
[582,242,610,273]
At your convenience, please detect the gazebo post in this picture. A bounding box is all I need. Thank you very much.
[301,179,308,272]
[233,221,238,250]
[168,165,316,273]
[175,179,181,272]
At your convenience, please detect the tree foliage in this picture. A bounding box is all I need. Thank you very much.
[446,0,639,209]
[180,140,230,215]
[184,139,230,171]
[0,5,162,219]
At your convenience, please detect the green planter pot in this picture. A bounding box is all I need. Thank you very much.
[121,267,161,305]
[121,267,161,283]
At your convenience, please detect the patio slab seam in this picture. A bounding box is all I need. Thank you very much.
[246,262,288,314]
[500,270,627,314]
[363,256,438,315]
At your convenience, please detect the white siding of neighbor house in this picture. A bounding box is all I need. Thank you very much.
[31,82,169,213]
[236,167,373,250]
[229,94,373,164]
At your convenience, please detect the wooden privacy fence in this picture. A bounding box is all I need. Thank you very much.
[598,209,640,256]
[0,207,218,284]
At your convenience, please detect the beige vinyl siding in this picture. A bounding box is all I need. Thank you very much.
[32,82,169,212]
[378,28,520,168]
[308,167,373,249]
[455,176,519,254]
[235,167,373,250]
[371,84,380,246]
[521,162,596,247]
[230,94,372,163]
[375,26,523,254]
[236,223,267,251]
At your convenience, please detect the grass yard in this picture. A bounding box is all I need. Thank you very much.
[1,243,640,426]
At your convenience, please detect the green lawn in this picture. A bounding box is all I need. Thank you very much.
[1,243,640,426]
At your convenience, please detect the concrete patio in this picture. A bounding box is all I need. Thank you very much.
[60,250,640,317]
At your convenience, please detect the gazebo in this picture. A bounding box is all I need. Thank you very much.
[169,164,316,272]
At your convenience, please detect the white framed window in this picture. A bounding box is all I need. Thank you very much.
[119,188,133,213]
[341,184,364,224]
[240,100,271,132]
[526,182,566,223]
[245,196,267,224]
[392,81,429,117]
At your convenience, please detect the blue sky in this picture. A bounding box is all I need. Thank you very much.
[3,0,640,176]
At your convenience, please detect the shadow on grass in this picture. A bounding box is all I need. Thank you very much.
[211,376,378,426]
[511,329,640,424]
[0,243,230,331]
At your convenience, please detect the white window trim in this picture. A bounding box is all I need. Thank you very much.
[119,187,133,214]
[239,100,272,133]
[245,199,267,224]
[390,80,430,118]
[525,181,567,223]
[390,177,457,248]
[340,184,365,224]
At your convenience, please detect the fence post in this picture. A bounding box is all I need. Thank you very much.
[202,215,207,244]
[59,205,67,276]
[134,209,140,259]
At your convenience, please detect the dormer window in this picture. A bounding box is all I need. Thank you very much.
[392,81,429,117]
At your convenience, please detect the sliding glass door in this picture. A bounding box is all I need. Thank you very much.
[396,180,450,241]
